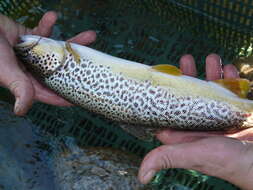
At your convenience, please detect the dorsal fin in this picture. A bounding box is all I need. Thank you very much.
[152,64,182,76]
[214,78,250,98]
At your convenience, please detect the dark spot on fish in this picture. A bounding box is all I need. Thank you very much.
[71,62,75,68]
[175,111,181,115]
[149,89,155,94]
[86,70,91,75]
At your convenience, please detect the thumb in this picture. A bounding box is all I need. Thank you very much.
[8,77,34,116]
[138,137,251,186]
[0,33,34,115]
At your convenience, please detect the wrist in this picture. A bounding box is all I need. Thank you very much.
[226,142,253,190]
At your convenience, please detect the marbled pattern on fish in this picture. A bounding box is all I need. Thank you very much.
[15,35,253,139]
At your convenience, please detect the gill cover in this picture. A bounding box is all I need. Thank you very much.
[15,35,65,77]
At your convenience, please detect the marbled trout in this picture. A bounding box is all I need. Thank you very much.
[15,35,253,139]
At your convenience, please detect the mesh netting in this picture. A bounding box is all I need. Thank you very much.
[144,0,253,57]
[0,0,42,27]
[2,0,253,189]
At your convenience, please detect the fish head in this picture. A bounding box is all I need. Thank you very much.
[15,35,65,77]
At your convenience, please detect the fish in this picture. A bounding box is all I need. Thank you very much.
[15,35,253,140]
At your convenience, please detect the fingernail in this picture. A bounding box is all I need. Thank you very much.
[14,98,21,115]
[142,170,156,184]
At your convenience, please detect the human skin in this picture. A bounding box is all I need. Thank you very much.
[0,11,96,115]
[138,54,253,190]
[2,11,253,190]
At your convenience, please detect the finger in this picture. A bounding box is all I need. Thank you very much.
[67,30,96,45]
[32,11,57,37]
[9,79,34,115]
[138,137,248,185]
[156,129,224,145]
[205,54,223,81]
[0,34,34,115]
[28,74,73,106]
[225,128,253,141]
[223,64,239,79]
[179,54,197,77]
[0,14,29,45]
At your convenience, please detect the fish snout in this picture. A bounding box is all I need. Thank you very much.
[15,35,65,78]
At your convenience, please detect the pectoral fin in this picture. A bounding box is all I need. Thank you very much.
[65,42,81,64]
[214,78,250,98]
[152,65,182,76]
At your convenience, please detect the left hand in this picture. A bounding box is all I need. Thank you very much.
[0,11,96,115]
[138,54,253,190]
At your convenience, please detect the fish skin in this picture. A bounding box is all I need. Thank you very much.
[15,35,253,138]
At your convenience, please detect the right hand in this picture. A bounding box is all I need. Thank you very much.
[138,54,253,190]
[0,12,96,115]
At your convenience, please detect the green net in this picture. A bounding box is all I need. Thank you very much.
[0,0,42,27]
[144,0,253,57]
[2,0,253,189]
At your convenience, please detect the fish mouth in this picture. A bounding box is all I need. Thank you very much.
[15,35,42,50]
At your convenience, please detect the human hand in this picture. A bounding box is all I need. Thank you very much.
[155,54,253,144]
[138,54,253,190]
[0,12,96,115]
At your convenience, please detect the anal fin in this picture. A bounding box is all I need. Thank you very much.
[119,124,155,142]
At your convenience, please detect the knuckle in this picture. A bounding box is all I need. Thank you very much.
[8,80,21,93]
[7,78,33,96]
[161,153,173,169]
[157,146,174,169]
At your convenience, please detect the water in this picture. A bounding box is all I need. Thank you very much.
[0,101,56,190]
[0,101,154,190]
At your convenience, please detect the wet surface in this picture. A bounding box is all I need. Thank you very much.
[0,101,55,190]
[0,101,153,190]
[50,137,153,190]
